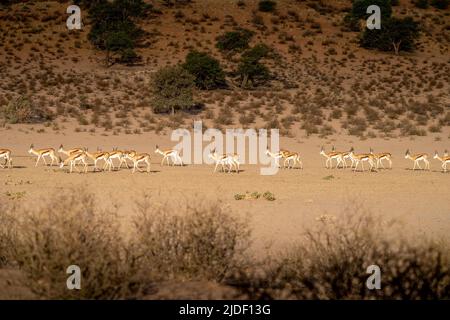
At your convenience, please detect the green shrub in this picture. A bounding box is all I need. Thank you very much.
[258,0,277,12]
[151,65,196,114]
[104,30,139,64]
[182,51,226,90]
[0,0,24,5]
[431,0,449,9]
[216,29,254,53]
[234,193,246,200]
[413,0,429,8]
[262,191,275,201]
[1,96,52,124]
[243,43,271,60]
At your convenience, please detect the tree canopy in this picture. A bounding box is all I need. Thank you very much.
[360,17,420,55]
[151,65,196,114]
[87,0,148,66]
[182,51,226,90]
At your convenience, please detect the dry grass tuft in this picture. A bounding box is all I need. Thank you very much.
[225,202,450,299]
[1,192,449,300]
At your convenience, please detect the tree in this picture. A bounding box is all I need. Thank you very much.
[351,0,392,20]
[237,44,271,88]
[72,0,106,9]
[344,0,392,31]
[87,0,147,66]
[151,65,196,114]
[216,29,254,54]
[161,0,192,6]
[258,0,277,12]
[413,0,429,8]
[360,17,420,55]
[431,0,449,9]
[103,27,141,65]
[182,51,226,90]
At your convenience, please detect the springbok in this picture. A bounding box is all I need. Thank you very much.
[28,144,59,167]
[349,148,375,172]
[320,146,343,169]
[433,150,450,173]
[332,146,353,168]
[59,151,88,173]
[0,149,12,169]
[108,147,129,170]
[155,145,183,166]
[265,148,284,168]
[84,148,112,172]
[208,148,237,173]
[281,150,303,169]
[369,148,392,169]
[405,149,430,171]
[127,151,151,173]
[58,144,83,157]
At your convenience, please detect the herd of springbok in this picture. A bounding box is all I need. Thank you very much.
[319,146,449,172]
[0,144,449,173]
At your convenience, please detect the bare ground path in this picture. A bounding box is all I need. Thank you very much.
[1,130,449,254]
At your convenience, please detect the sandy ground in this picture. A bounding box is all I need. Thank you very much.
[1,128,450,254]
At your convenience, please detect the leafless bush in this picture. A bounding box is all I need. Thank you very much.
[0,197,18,267]
[10,190,141,299]
[132,195,250,282]
[2,192,449,300]
[1,96,53,124]
[226,202,450,299]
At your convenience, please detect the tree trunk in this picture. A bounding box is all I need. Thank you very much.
[241,74,248,88]
[392,40,402,55]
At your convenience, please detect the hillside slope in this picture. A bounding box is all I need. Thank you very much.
[0,0,449,139]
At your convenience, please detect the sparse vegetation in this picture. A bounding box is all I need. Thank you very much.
[133,195,250,282]
[1,96,52,124]
[234,191,275,201]
[4,193,448,299]
[0,0,448,137]
[225,204,450,299]
[0,190,250,298]
[262,191,275,201]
